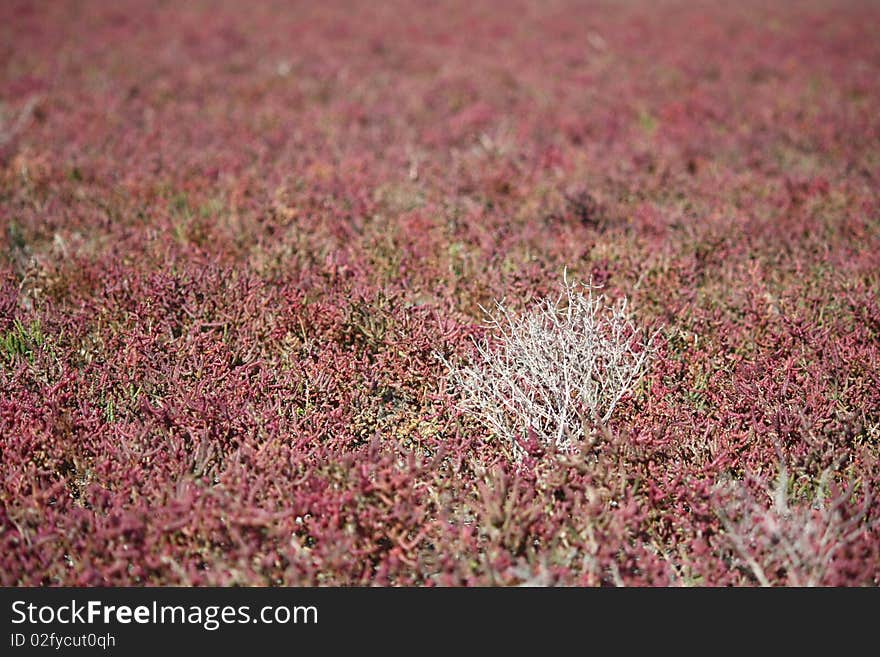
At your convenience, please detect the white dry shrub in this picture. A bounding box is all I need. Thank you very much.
[714,466,874,587]
[442,272,655,457]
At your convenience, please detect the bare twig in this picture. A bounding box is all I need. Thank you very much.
[440,271,656,458]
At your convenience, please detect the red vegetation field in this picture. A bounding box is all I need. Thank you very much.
[2,0,878,586]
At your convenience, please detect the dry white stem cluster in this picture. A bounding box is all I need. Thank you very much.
[443,273,654,457]
[715,467,874,587]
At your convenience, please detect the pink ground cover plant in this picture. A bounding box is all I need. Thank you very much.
[1,0,878,585]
